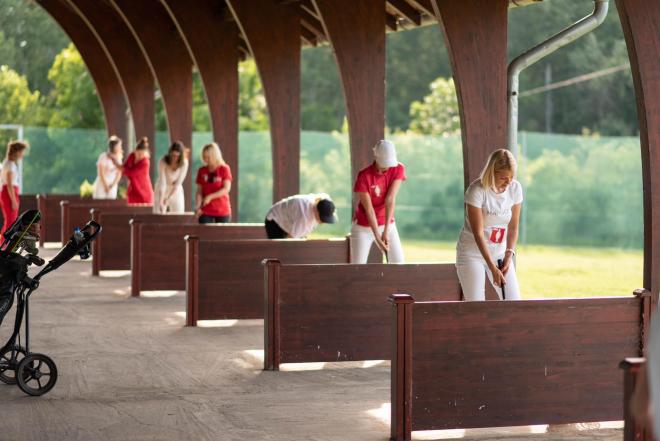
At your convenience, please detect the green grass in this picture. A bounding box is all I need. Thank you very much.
[312,231,644,298]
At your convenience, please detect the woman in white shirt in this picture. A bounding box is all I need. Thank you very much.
[1,141,28,234]
[93,135,123,199]
[456,149,523,301]
[154,141,189,213]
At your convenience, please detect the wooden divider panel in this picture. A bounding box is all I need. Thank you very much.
[192,239,349,323]
[269,262,460,369]
[37,194,82,245]
[91,211,194,274]
[409,297,645,432]
[132,223,265,295]
[60,200,137,243]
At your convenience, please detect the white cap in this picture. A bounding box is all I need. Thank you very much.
[373,139,398,168]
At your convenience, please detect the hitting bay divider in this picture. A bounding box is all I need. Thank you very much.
[262,260,462,371]
[389,290,653,441]
[91,210,196,275]
[185,237,381,326]
[131,222,266,297]
[37,194,80,245]
[61,199,150,244]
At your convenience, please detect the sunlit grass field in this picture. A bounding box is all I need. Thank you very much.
[313,232,643,298]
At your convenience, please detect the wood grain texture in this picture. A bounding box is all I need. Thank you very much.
[36,0,129,141]
[266,262,460,370]
[432,0,509,187]
[68,0,155,150]
[37,194,82,245]
[110,0,193,197]
[60,200,136,244]
[131,223,266,296]
[391,295,648,439]
[615,0,660,295]
[313,0,385,184]
[227,0,300,202]
[190,239,351,325]
[91,210,195,275]
[161,0,240,219]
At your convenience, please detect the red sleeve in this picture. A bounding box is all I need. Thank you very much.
[222,165,233,182]
[353,170,368,193]
[195,167,204,185]
[122,154,137,178]
[394,163,407,181]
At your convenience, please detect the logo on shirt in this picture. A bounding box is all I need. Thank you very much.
[371,184,382,197]
[489,227,506,244]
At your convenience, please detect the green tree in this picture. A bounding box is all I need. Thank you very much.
[46,43,103,129]
[238,59,269,131]
[409,77,460,136]
[0,64,41,125]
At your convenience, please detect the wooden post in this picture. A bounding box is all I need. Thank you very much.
[227,0,301,202]
[161,0,240,220]
[91,209,101,276]
[620,358,652,441]
[130,219,142,297]
[263,259,281,371]
[60,200,69,245]
[185,235,200,326]
[389,293,414,441]
[68,0,156,152]
[616,0,660,297]
[431,0,509,187]
[313,0,385,184]
[36,0,129,141]
[110,0,194,198]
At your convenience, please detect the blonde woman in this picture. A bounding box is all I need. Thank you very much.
[1,141,28,234]
[154,141,188,213]
[93,135,123,199]
[195,143,232,223]
[456,149,523,301]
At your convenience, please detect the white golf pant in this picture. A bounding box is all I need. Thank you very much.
[350,222,404,264]
[456,256,521,301]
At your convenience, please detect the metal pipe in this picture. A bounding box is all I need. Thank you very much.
[507,0,609,153]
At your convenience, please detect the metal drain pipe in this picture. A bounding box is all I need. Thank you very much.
[507,0,609,152]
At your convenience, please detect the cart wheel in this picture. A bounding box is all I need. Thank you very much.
[16,353,57,396]
[0,345,27,385]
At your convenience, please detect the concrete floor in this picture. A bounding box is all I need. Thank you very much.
[0,248,625,441]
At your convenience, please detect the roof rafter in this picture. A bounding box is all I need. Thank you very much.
[387,0,422,25]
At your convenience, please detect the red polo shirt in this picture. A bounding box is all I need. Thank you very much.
[196,164,232,216]
[353,162,406,227]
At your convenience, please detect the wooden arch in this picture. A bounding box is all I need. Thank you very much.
[36,0,128,141]
[161,0,240,218]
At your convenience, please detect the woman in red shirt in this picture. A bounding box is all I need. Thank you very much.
[0,141,28,234]
[195,142,232,223]
[122,137,154,205]
[351,140,406,263]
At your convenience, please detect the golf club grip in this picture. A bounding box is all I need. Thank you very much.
[497,258,506,300]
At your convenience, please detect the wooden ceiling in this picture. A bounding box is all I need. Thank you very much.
[231,0,544,59]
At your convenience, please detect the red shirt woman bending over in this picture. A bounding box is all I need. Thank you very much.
[195,142,232,224]
[0,141,28,234]
[122,137,154,204]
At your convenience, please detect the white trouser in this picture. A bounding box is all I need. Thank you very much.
[456,256,520,301]
[350,222,404,264]
[154,185,185,213]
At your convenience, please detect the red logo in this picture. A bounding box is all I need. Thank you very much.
[489,228,506,244]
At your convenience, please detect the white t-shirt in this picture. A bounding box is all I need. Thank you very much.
[1,160,19,187]
[456,179,523,262]
[266,193,329,238]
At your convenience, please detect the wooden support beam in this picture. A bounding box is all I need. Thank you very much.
[227,0,301,202]
[162,0,240,219]
[405,0,435,16]
[301,8,326,40]
[110,0,194,207]
[36,0,129,141]
[386,12,399,31]
[300,26,318,46]
[300,0,320,20]
[432,0,509,187]
[67,0,155,157]
[313,0,385,184]
[387,0,422,25]
[616,0,660,295]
